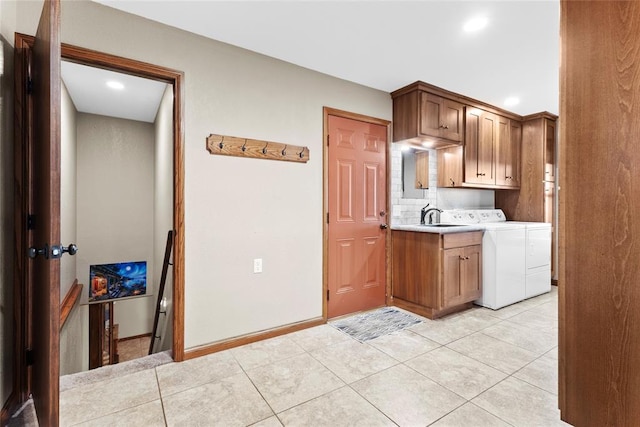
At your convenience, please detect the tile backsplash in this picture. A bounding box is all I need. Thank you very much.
[390,143,494,225]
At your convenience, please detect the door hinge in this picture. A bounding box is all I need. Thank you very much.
[27,214,36,230]
[327,289,329,301]
[26,349,35,366]
[327,135,330,146]
[27,78,33,95]
[326,212,329,224]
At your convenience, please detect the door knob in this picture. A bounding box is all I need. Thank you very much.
[28,244,48,259]
[50,243,79,259]
[380,224,388,230]
[62,244,78,256]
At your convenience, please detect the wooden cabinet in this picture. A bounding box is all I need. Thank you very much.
[437,145,463,187]
[496,118,522,187]
[392,81,525,190]
[438,108,521,189]
[419,92,464,143]
[464,108,496,186]
[392,83,464,148]
[415,151,429,189]
[495,113,558,279]
[391,230,483,319]
[442,244,482,308]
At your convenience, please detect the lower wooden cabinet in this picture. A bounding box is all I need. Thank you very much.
[391,230,483,319]
[442,244,482,308]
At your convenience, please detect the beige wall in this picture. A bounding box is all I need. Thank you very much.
[0,0,16,408]
[60,81,77,297]
[15,0,391,350]
[75,113,155,339]
[153,85,174,352]
[59,81,87,375]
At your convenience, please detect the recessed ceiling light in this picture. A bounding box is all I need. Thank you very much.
[463,16,488,33]
[106,80,125,90]
[504,96,520,107]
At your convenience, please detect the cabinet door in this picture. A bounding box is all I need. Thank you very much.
[437,145,463,187]
[496,117,521,188]
[441,99,464,142]
[419,93,464,143]
[461,245,482,301]
[442,247,464,308]
[419,92,444,138]
[544,119,556,182]
[465,109,495,185]
[415,151,429,189]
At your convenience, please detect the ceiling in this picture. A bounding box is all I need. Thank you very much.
[61,61,168,123]
[92,0,560,117]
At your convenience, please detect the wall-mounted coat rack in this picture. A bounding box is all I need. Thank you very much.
[206,133,309,163]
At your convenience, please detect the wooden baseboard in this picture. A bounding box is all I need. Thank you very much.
[118,332,152,342]
[392,297,471,320]
[184,317,325,360]
[1,391,19,426]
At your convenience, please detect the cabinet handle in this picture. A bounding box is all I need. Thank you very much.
[440,124,450,129]
[506,176,512,180]
[449,178,455,186]
[459,256,470,261]
[477,172,486,177]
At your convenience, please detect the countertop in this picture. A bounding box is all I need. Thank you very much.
[391,224,485,234]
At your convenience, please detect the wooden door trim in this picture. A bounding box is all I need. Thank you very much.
[322,107,391,320]
[13,33,186,410]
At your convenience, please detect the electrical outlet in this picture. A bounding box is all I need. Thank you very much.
[253,258,263,274]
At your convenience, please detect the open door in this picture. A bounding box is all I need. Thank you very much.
[28,0,62,425]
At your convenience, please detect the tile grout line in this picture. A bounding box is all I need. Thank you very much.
[153,367,169,427]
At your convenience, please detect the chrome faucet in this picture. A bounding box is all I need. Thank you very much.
[420,204,443,225]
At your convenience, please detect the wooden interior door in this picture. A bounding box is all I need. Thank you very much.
[327,114,387,318]
[28,0,62,425]
[560,1,640,424]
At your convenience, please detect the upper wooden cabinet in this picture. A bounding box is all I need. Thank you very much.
[437,145,463,188]
[496,118,522,187]
[419,92,464,143]
[435,108,521,190]
[464,108,496,186]
[392,83,464,148]
[415,151,429,189]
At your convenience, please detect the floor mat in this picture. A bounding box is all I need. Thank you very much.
[329,307,423,342]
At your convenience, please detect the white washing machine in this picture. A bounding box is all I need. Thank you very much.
[440,209,551,309]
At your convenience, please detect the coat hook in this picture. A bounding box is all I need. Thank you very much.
[299,147,305,158]
[262,142,269,155]
[241,139,247,152]
[218,136,225,149]
[281,145,287,156]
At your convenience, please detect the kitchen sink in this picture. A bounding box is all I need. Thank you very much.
[420,224,461,228]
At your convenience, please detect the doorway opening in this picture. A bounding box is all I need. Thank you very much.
[59,60,174,373]
[13,33,185,418]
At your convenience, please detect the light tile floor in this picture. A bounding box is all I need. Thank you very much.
[58,287,568,426]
